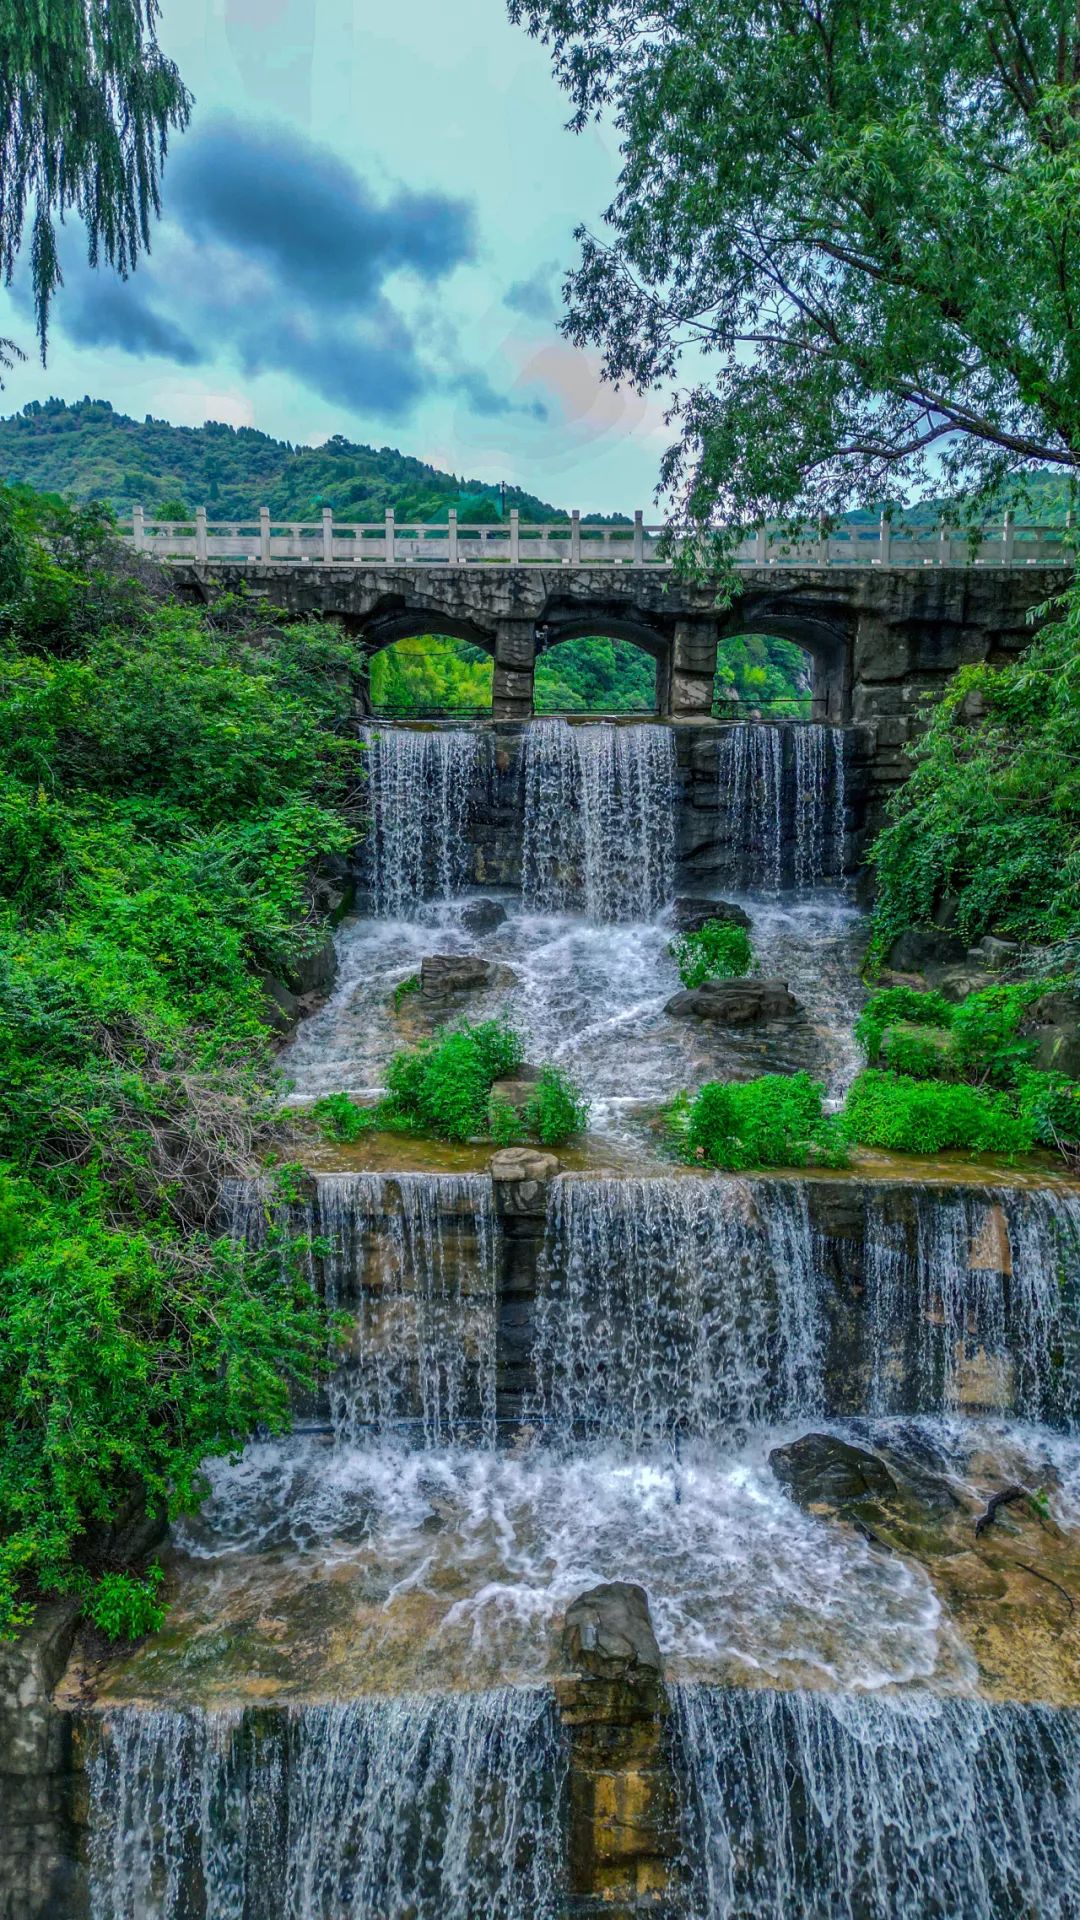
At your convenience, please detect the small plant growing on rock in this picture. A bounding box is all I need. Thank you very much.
[523,1066,591,1146]
[670,920,753,989]
[85,1565,166,1641]
[392,973,420,1013]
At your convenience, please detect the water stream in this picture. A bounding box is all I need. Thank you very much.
[522,717,677,920]
[671,1685,1080,1918]
[716,723,847,890]
[360,725,485,915]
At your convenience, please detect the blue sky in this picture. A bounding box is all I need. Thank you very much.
[0,0,674,513]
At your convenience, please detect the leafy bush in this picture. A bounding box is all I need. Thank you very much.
[1016,1071,1080,1153]
[879,1022,956,1080]
[381,1021,526,1142]
[85,1566,166,1641]
[523,1067,592,1145]
[855,986,956,1064]
[672,1071,847,1171]
[312,1092,375,1142]
[841,1071,1034,1155]
[670,919,753,988]
[949,982,1042,1083]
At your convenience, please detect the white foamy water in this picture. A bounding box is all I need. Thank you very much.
[281,892,867,1127]
[171,1430,955,1697]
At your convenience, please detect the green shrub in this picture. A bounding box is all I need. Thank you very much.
[673,1071,847,1171]
[312,1092,376,1142]
[841,1071,1034,1155]
[523,1066,591,1146]
[949,982,1042,1083]
[381,1020,525,1142]
[1016,1070,1080,1152]
[85,1566,166,1641]
[670,919,753,988]
[855,986,956,1064]
[880,1021,956,1080]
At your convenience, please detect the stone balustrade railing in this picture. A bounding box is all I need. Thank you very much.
[122,505,1076,569]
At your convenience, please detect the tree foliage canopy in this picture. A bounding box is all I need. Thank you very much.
[0,0,190,358]
[511,0,1080,528]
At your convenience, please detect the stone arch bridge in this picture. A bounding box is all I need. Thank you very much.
[172,556,1070,796]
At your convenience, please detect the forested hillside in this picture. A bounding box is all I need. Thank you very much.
[0,398,575,524]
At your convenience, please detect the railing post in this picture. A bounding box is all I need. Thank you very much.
[817,517,829,565]
[570,509,581,565]
[195,505,208,564]
[322,506,334,563]
[634,509,645,565]
[878,510,890,566]
[938,522,951,566]
[754,525,767,565]
[385,508,395,564]
[1002,510,1015,565]
[509,508,520,564]
[133,504,146,552]
[448,508,458,565]
[259,506,271,563]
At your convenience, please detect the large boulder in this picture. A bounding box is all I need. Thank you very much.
[283,932,338,997]
[671,897,752,934]
[665,978,799,1023]
[458,898,508,936]
[419,953,498,997]
[770,1432,897,1511]
[887,928,966,973]
[1021,989,1080,1079]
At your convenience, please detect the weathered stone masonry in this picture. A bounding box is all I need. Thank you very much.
[173,559,1071,831]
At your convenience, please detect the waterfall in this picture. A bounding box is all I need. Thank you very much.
[717,723,847,890]
[360,724,484,916]
[522,718,676,921]
[670,1685,1080,1918]
[528,1176,822,1444]
[87,1688,565,1920]
[864,1187,1080,1422]
[222,1172,499,1445]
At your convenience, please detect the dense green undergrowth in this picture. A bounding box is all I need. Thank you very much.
[870,594,1080,966]
[669,1073,846,1171]
[0,486,363,1636]
[313,1020,589,1147]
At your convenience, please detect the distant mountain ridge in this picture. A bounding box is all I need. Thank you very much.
[0,396,1071,531]
[0,397,587,525]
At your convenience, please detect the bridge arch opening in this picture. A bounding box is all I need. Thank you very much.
[362,620,494,718]
[713,633,813,720]
[534,633,657,715]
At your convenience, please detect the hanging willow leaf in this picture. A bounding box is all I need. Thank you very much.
[0,0,192,358]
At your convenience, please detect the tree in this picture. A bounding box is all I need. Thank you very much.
[0,0,191,369]
[510,0,1080,533]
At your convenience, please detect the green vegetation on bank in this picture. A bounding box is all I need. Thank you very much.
[670,920,753,989]
[870,597,1080,964]
[0,486,363,1636]
[669,1073,847,1172]
[312,1020,589,1148]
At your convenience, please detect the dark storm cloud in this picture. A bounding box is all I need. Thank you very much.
[504,264,559,323]
[60,270,201,364]
[38,119,549,426]
[451,368,548,421]
[168,117,476,310]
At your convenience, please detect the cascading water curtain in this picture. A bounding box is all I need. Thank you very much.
[862,1186,1080,1422]
[360,725,484,916]
[528,1175,823,1445]
[220,1171,500,1444]
[87,1689,566,1920]
[717,723,847,889]
[670,1686,1080,1918]
[522,718,676,921]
